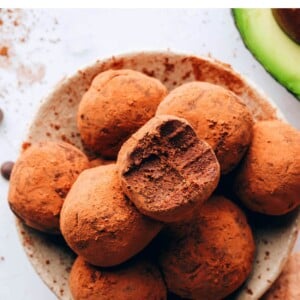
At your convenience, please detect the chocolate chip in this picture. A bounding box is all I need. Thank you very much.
[0,109,3,123]
[1,161,14,180]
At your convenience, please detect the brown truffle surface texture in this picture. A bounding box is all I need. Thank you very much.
[235,120,300,215]
[8,141,89,234]
[60,164,162,267]
[117,115,220,223]
[159,195,255,300]
[77,69,167,159]
[156,81,254,174]
[69,256,167,300]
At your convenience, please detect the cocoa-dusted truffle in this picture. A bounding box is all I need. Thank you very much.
[77,69,167,159]
[235,120,300,215]
[159,195,255,300]
[8,141,89,234]
[156,81,254,174]
[60,164,162,267]
[69,256,167,300]
[117,115,220,223]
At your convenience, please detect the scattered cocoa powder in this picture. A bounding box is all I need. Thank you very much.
[16,63,46,85]
[0,9,60,98]
[246,288,254,295]
[21,141,31,151]
[0,46,8,57]
[262,253,300,299]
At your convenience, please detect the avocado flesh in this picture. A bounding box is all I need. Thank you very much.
[233,8,300,99]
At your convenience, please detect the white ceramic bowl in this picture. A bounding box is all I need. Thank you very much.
[15,52,299,300]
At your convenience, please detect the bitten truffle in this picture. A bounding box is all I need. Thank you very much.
[69,256,167,300]
[60,164,162,267]
[235,120,300,215]
[77,69,167,159]
[156,81,254,173]
[8,141,89,234]
[159,195,255,300]
[117,115,220,223]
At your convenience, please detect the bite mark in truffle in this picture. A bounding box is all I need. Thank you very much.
[117,115,220,223]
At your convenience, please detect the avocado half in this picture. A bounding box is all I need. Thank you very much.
[233,9,300,99]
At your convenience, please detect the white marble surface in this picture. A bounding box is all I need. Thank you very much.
[0,9,299,300]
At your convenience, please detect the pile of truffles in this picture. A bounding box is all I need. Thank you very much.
[8,69,300,300]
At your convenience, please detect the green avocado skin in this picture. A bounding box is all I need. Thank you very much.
[233,8,300,100]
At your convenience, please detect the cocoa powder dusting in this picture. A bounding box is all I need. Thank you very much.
[61,134,75,145]
[9,141,89,234]
[156,81,254,174]
[21,141,31,151]
[17,63,46,85]
[0,9,60,100]
[262,253,300,299]
[78,69,167,159]
[164,57,175,72]
[159,196,255,300]
[246,288,253,295]
[110,56,124,69]
[142,68,155,77]
[69,257,167,300]
[0,46,8,57]
[235,121,300,215]
[60,164,162,267]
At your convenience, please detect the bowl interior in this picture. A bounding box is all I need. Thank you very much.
[16,52,299,300]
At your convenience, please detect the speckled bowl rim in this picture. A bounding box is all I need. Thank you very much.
[14,51,300,300]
